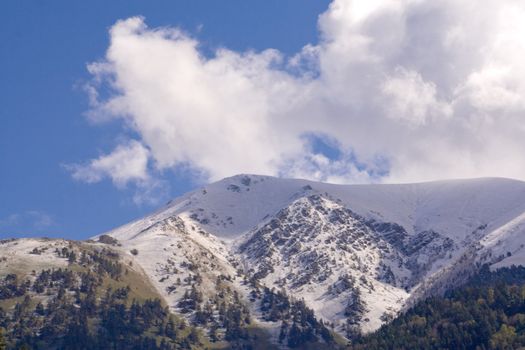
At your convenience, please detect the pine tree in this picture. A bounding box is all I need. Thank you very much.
[165,316,176,338]
[68,251,77,264]
[0,328,7,350]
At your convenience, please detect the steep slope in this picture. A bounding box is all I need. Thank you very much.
[236,194,411,334]
[95,174,525,342]
[147,175,525,243]
[0,238,211,349]
[352,265,525,350]
[108,215,237,314]
[4,175,525,348]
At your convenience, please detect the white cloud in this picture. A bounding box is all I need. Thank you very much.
[381,68,452,126]
[69,140,149,187]
[76,0,525,190]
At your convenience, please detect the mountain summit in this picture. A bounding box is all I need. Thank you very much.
[3,175,525,347]
[103,175,525,333]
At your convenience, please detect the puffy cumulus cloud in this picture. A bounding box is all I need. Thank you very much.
[84,17,306,182]
[69,140,149,187]
[77,0,525,192]
[381,68,452,126]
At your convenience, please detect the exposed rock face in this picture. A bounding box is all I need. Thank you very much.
[6,175,525,346]
[235,194,464,333]
[94,175,525,338]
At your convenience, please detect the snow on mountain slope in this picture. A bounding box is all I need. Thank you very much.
[0,238,70,277]
[97,174,525,338]
[235,194,411,333]
[482,211,525,269]
[125,175,525,240]
[111,215,238,313]
[103,174,525,243]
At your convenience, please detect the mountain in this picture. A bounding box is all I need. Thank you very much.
[353,264,525,349]
[2,174,525,348]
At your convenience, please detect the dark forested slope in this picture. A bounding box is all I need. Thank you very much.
[352,265,525,350]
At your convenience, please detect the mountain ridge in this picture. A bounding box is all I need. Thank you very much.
[105,174,525,240]
[86,174,525,336]
[3,175,525,347]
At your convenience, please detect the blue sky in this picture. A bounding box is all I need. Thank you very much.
[0,0,330,239]
[2,0,525,240]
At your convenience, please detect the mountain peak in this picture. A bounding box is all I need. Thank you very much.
[82,174,525,340]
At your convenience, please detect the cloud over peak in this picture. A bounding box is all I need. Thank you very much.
[72,0,525,195]
[69,140,149,187]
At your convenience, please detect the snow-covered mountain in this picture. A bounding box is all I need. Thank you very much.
[4,174,525,345]
[97,175,525,337]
